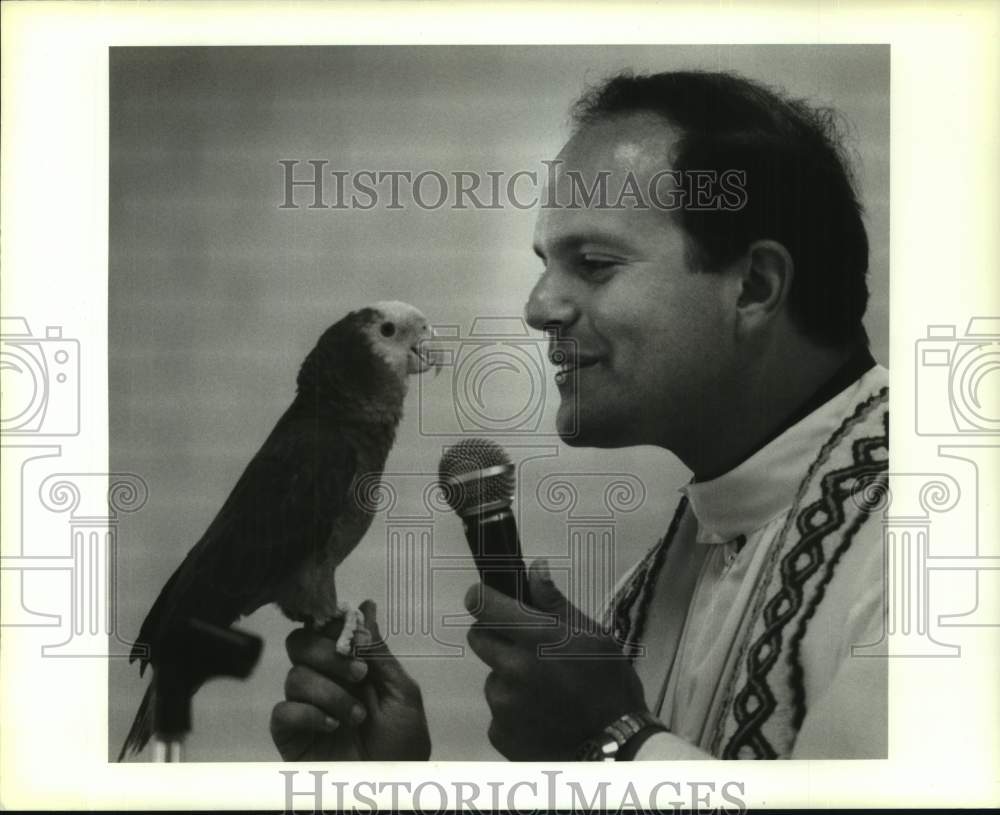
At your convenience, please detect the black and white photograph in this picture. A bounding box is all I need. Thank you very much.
[108,44,890,764]
[1,2,998,811]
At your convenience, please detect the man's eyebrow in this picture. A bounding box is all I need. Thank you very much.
[533,232,632,260]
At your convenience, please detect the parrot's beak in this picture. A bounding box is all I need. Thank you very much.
[429,346,444,377]
[408,346,441,375]
[409,330,444,376]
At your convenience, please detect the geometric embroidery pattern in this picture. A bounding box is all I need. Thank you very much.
[787,412,889,731]
[605,497,689,660]
[720,388,889,759]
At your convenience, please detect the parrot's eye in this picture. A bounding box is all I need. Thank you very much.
[380,322,396,338]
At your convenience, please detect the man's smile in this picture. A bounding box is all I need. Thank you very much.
[550,345,602,385]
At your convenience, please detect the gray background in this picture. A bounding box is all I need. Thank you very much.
[109,45,889,761]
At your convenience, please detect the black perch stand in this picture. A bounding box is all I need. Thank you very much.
[153,617,263,762]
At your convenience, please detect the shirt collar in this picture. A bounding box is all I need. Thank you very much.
[680,359,886,544]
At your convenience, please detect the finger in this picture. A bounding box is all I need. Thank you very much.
[487,718,521,761]
[527,557,585,619]
[360,599,381,642]
[356,599,392,665]
[463,581,525,622]
[482,673,527,738]
[466,621,531,671]
[284,664,368,727]
[315,614,346,640]
[526,558,564,612]
[286,628,369,684]
[270,700,340,737]
[464,582,561,638]
[356,600,420,702]
[483,670,515,716]
[527,558,592,628]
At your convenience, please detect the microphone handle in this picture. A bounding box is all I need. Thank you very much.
[462,507,531,603]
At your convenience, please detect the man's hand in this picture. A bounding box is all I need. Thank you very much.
[270,599,431,761]
[465,559,648,760]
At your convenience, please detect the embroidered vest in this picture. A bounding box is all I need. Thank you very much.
[605,386,889,758]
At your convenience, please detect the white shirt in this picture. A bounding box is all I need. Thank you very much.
[622,365,889,759]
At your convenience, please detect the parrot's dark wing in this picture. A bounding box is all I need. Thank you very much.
[129,402,358,674]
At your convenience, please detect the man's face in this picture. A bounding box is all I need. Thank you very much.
[526,114,740,452]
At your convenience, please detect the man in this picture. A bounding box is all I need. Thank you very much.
[270,69,888,761]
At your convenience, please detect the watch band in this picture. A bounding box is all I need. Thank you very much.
[575,711,668,761]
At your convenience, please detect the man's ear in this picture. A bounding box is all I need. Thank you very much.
[734,239,794,336]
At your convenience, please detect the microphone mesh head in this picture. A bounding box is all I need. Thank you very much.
[438,438,515,515]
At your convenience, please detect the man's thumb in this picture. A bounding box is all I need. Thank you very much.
[357,600,408,686]
[527,558,568,613]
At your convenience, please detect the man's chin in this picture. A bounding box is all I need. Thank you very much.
[555,407,617,448]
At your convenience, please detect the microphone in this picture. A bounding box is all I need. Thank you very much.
[438,438,531,602]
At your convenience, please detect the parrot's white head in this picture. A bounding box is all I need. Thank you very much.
[363,301,442,380]
[298,301,442,413]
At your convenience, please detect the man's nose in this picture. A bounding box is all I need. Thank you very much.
[524,270,577,331]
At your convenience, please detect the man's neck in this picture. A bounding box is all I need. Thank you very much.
[687,343,876,482]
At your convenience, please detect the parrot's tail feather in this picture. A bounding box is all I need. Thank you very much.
[118,683,155,762]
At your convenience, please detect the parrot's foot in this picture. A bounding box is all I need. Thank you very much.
[334,602,365,656]
[311,602,368,656]
[310,602,364,656]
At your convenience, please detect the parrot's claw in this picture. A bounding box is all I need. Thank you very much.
[310,602,367,656]
[334,601,365,657]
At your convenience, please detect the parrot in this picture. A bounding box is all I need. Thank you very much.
[118,301,440,760]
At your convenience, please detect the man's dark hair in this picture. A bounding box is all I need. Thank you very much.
[573,70,870,347]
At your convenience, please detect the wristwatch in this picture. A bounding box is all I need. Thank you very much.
[575,711,668,761]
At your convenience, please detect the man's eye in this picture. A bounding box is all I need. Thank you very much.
[579,257,619,279]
